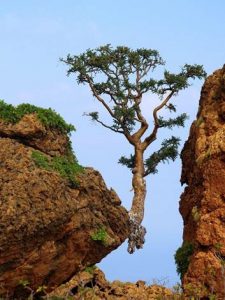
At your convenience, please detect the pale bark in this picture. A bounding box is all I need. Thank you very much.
[128,144,147,254]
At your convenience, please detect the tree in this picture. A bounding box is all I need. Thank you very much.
[61,45,206,254]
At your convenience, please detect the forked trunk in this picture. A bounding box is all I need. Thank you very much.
[128,145,147,254]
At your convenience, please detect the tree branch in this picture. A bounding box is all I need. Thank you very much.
[139,64,152,80]
[142,91,175,149]
[86,76,135,145]
[132,105,148,140]
[104,89,122,106]
[86,77,115,119]
[94,119,124,134]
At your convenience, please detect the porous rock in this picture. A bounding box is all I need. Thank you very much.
[0,113,129,298]
[49,268,173,300]
[179,65,225,298]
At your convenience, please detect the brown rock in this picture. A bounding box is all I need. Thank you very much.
[0,115,129,298]
[0,113,70,156]
[179,65,225,298]
[49,268,173,300]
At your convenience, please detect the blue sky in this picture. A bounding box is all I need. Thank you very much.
[1,0,225,287]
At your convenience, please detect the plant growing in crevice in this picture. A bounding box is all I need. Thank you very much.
[62,44,206,253]
[90,227,109,246]
[174,242,194,279]
[84,265,97,274]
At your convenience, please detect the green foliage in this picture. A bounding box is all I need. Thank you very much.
[31,150,83,186]
[62,45,206,135]
[51,156,83,184]
[144,136,180,175]
[113,106,136,132]
[175,242,194,279]
[158,113,188,129]
[84,265,97,274]
[88,111,99,121]
[119,136,180,176]
[118,154,135,169]
[0,100,75,134]
[62,44,165,87]
[31,151,50,170]
[158,64,207,94]
[90,227,108,246]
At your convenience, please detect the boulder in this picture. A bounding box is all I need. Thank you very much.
[0,104,129,298]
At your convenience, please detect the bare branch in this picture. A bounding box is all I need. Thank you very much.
[86,76,115,119]
[85,77,136,145]
[103,89,122,106]
[94,119,124,134]
[142,91,175,149]
[153,91,175,124]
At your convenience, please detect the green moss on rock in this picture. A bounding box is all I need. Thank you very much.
[31,150,83,187]
[0,100,75,134]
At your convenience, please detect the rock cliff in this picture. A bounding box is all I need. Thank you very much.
[0,101,129,298]
[178,66,225,298]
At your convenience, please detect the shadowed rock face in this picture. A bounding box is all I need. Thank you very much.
[0,113,129,298]
[180,66,225,298]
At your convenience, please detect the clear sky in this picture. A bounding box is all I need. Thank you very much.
[1,0,225,287]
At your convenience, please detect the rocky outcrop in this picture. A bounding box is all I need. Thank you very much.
[0,107,129,298]
[179,66,225,298]
[48,268,173,300]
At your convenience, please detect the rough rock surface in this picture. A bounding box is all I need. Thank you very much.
[180,65,225,298]
[0,114,129,298]
[49,268,174,300]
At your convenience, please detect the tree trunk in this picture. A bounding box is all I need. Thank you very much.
[128,144,147,254]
